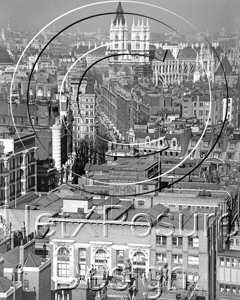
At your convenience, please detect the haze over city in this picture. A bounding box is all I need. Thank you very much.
[0,0,240,34]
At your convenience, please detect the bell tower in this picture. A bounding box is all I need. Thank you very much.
[108,1,129,76]
[107,1,150,78]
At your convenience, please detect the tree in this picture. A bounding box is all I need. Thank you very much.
[72,136,107,183]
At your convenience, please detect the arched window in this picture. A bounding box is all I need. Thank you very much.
[133,251,146,275]
[144,35,147,50]
[94,249,108,275]
[135,36,140,50]
[95,249,107,264]
[125,186,132,195]
[57,247,70,277]
[114,186,120,195]
[115,35,119,49]
[145,137,150,145]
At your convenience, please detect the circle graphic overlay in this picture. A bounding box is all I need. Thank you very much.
[9,1,229,196]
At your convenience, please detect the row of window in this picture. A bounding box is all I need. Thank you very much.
[168,204,217,211]
[56,246,201,279]
[156,236,199,248]
[219,284,240,294]
[76,134,94,139]
[75,118,94,124]
[73,111,94,116]
[156,253,199,265]
[230,238,240,247]
[219,257,240,268]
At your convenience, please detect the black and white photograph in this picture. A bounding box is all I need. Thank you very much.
[0,0,239,299]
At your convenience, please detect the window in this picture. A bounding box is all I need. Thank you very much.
[226,258,230,267]
[206,110,209,116]
[115,35,119,49]
[95,249,107,264]
[194,102,197,107]
[133,251,146,266]
[230,143,235,150]
[220,257,225,266]
[232,286,237,294]
[172,140,176,147]
[193,110,196,116]
[199,102,203,107]
[57,247,70,277]
[172,254,182,264]
[135,35,140,50]
[41,179,44,185]
[236,239,240,246]
[219,285,224,292]
[226,286,230,292]
[23,280,29,290]
[156,235,167,246]
[79,248,86,262]
[116,250,124,265]
[142,185,149,191]
[179,205,182,210]
[188,256,199,265]
[232,258,237,267]
[172,237,183,246]
[203,141,209,148]
[114,186,120,194]
[58,263,70,277]
[138,200,144,206]
[156,253,167,263]
[188,237,199,248]
[199,110,203,116]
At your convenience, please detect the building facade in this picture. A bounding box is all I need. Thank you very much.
[0,133,37,204]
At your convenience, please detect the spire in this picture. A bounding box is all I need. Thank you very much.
[137,19,140,27]
[146,18,149,27]
[113,1,125,26]
[132,18,135,27]
[141,18,144,27]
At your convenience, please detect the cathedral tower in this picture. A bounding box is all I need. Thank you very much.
[107,1,150,78]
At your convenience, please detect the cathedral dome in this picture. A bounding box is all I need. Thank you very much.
[0,47,13,65]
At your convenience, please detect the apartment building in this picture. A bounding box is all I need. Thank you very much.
[71,77,96,146]
[0,132,37,204]
[46,199,208,300]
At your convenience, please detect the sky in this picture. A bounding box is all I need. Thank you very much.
[0,0,240,34]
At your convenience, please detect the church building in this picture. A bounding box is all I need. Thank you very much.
[106,1,150,78]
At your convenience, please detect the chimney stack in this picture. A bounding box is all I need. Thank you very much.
[25,205,30,237]
[11,231,14,250]
[22,222,26,240]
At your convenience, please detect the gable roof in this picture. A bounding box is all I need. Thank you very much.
[215,56,232,75]
[24,252,43,268]
[177,47,197,60]
[0,277,13,293]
